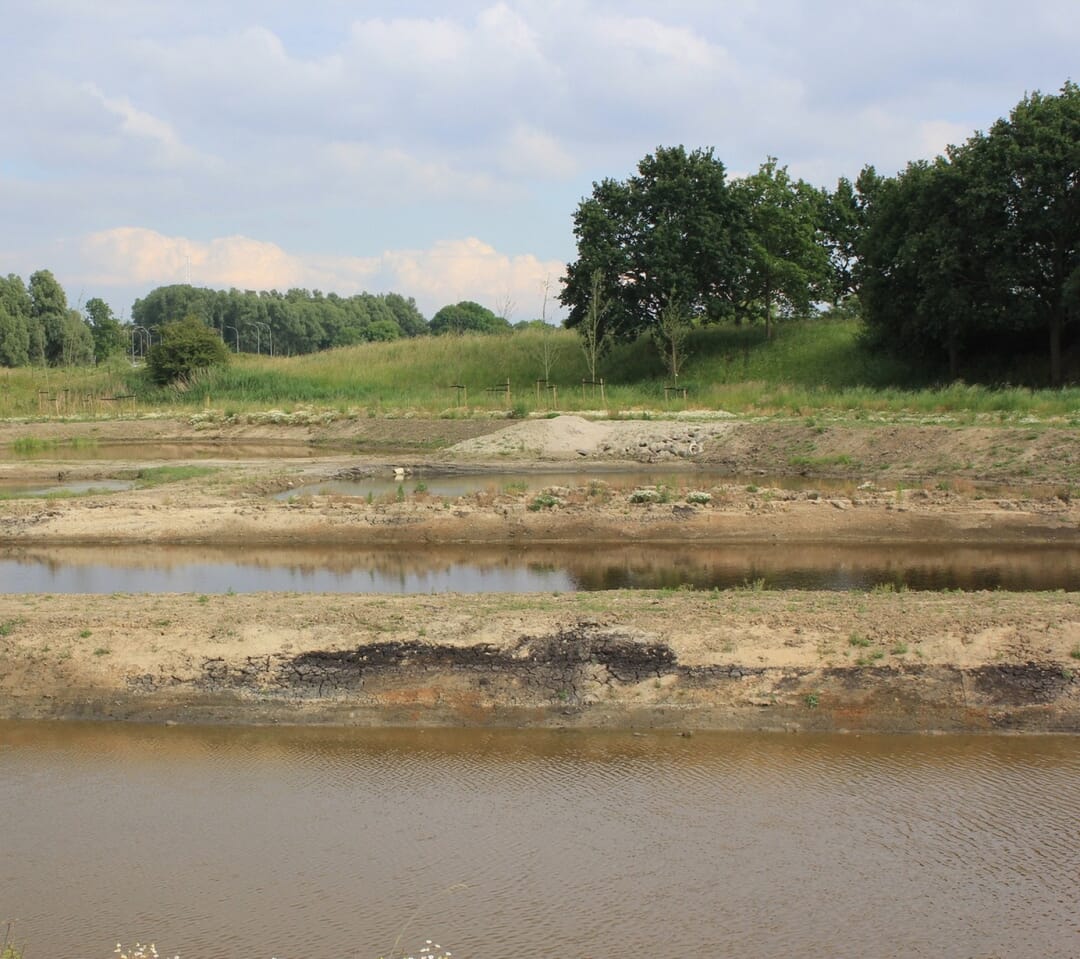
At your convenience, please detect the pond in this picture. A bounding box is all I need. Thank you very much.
[274,467,864,500]
[0,478,136,497]
[3,542,1079,593]
[1,721,1076,959]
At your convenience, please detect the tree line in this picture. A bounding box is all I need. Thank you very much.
[0,272,523,368]
[560,81,1078,385]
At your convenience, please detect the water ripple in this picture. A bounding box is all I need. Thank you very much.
[1,724,1077,959]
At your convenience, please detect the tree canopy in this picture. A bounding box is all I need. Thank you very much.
[560,146,837,345]
[132,286,429,355]
[560,146,746,343]
[0,274,35,366]
[429,300,510,335]
[0,271,97,367]
[858,81,1079,384]
[731,157,831,338]
[85,297,127,361]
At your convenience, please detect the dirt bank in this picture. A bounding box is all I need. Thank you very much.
[1,590,1077,732]
[0,414,1077,547]
[1,411,1078,732]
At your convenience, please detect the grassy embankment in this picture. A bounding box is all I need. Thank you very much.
[1,318,1078,421]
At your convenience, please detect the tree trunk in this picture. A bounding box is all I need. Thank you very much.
[1049,306,1063,387]
[764,274,773,341]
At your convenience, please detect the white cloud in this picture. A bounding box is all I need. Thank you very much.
[598,15,716,67]
[81,82,214,170]
[319,142,503,202]
[78,228,322,289]
[75,227,565,319]
[916,120,981,160]
[377,238,564,318]
[497,125,577,179]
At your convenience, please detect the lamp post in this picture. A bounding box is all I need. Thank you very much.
[225,326,240,352]
[253,321,273,357]
[247,323,261,355]
[130,325,151,361]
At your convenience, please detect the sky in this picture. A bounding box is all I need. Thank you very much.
[1,1,1076,323]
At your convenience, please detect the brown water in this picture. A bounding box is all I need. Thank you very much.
[1,722,1077,959]
[3,542,1080,593]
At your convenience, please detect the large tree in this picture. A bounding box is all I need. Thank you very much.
[0,303,29,367]
[858,156,992,375]
[817,175,866,307]
[0,275,34,366]
[731,157,831,338]
[58,309,95,366]
[28,269,70,365]
[560,145,745,343]
[983,81,1080,385]
[85,297,126,361]
[859,81,1079,383]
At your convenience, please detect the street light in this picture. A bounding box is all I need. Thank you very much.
[225,326,240,352]
[247,321,272,356]
[130,325,152,361]
[253,321,273,357]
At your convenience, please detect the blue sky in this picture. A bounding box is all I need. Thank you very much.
[1,0,1076,321]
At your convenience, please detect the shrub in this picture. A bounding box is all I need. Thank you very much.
[146,315,229,385]
[528,493,562,511]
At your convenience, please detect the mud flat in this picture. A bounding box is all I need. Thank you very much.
[1,412,1078,732]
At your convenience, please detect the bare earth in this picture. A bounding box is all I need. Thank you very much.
[1,411,1078,732]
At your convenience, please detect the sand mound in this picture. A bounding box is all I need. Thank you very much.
[446,414,733,461]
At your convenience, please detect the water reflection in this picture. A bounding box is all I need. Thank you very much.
[2,542,1079,593]
[278,468,865,500]
[0,478,135,497]
[1,721,1077,959]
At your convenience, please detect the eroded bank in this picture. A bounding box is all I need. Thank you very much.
[2,591,1077,733]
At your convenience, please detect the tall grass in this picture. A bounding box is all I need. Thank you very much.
[2,319,1079,420]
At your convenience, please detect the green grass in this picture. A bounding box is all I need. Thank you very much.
[134,466,218,487]
[3,318,1080,419]
[528,492,562,511]
[11,436,99,455]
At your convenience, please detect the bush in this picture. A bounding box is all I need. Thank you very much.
[146,315,229,385]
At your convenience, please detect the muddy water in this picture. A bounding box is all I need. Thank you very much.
[1,722,1077,959]
[3,541,1080,593]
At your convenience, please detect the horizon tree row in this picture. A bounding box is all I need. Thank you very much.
[130,286,429,356]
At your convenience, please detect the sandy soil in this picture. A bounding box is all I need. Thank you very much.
[1,411,1078,731]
